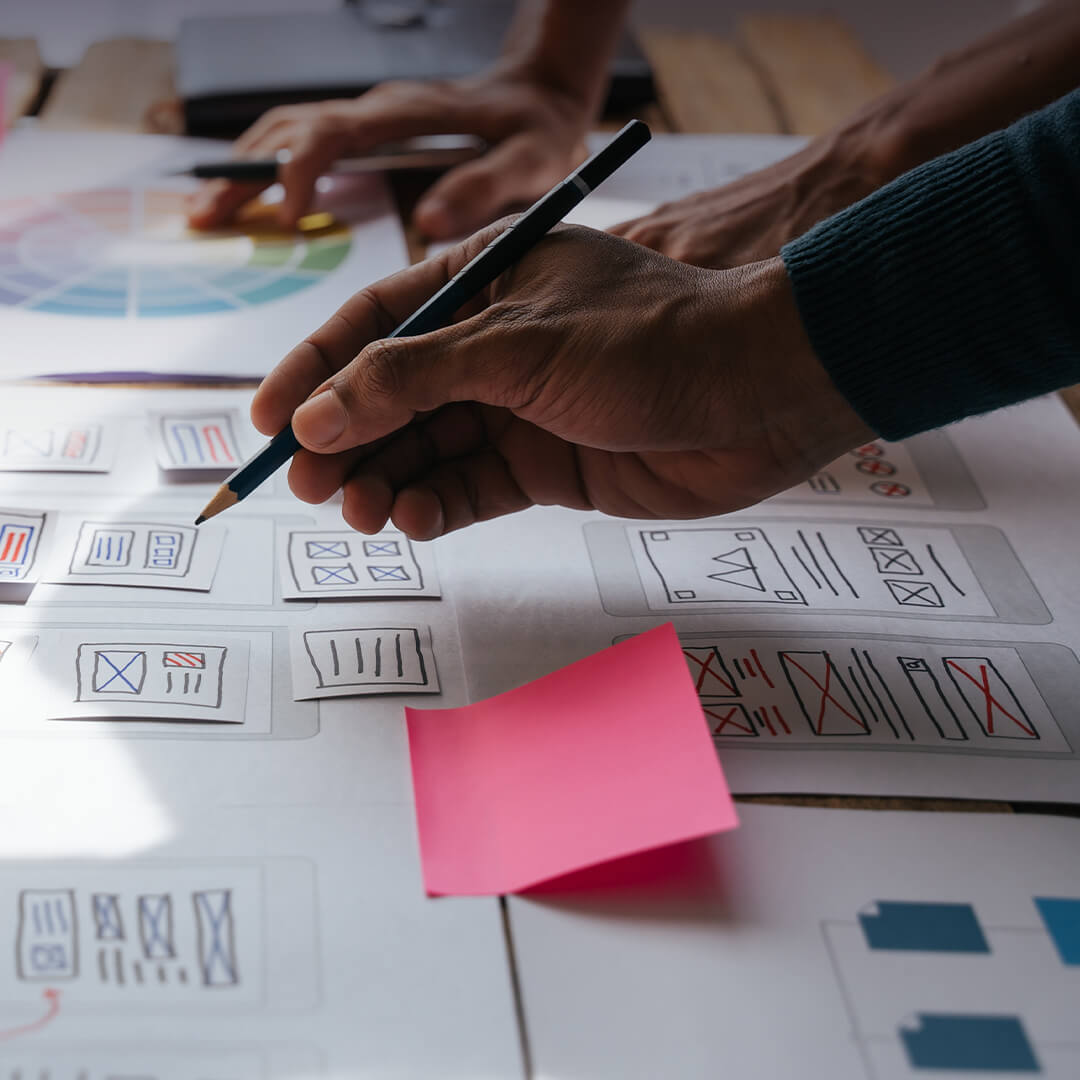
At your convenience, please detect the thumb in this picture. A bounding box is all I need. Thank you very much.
[414,137,560,238]
[291,319,513,453]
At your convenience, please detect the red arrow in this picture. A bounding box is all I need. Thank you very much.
[0,988,61,1041]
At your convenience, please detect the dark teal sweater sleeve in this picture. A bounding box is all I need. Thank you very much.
[781,88,1080,440]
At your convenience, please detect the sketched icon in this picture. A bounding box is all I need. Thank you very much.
[870,547,922,576]
[92,650,147,694]
[886,580,944,608]
[312,564,358,585]
[707,546,765,592]
[307,539,349,559]
[363,540,401,557]
[367,565,410,582]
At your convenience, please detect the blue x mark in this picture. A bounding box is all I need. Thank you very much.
[313,564,356,585]
[96,652,143,692]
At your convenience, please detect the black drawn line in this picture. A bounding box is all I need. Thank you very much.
[158,963,167,983]
[817,531,859,598]
[114,946,124,986]
[797,530,838,596]
[897,657,968,741]
[927,543,966,596]
[194,672,202,694]
[852,649,900,738]
[791,546,821,589]
[179,965,188,983]
[861,650,912,739]
[134,959,144,983]
[98,946,107,983]
[395,631,404,677]
[330,638,340,677]
[355,636,364,673]
[166,669,173,693]
[846,665,880,727]
[732,657,745,679]
[375,635,382,677]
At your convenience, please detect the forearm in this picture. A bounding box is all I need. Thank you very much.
[782,88,1080,441]
[840,0,1080,186]
[492,0,631,117]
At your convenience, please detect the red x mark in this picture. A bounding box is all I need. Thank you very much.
[705,705,754,736]
[945,660,1036,736]
[683,648,736,695]
[781,652,868,734]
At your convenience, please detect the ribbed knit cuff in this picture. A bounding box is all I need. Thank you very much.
[782,90,1080,441]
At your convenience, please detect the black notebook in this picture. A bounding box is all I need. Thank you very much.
[177,1,654,138]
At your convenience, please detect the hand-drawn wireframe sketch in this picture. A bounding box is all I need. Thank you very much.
[585,519,1049,623]
[11,626,312,738]
[45,518,226,591]
[668,631,1080,755]
[773,431,985,510]
[0,859,318,1013]
[0,509,46,587]
[0,421,115,473]
[150,410,244,472]
[826,890,1080,1076]
[279,527,440,599]
[70,642,236,719]
[291,624,441,699]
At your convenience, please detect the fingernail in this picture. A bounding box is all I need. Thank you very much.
[294,388,347,448]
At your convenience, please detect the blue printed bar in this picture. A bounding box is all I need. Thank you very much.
[859,901,989,953]
[901,1014,1039,1072]
[1034,897,1080,965]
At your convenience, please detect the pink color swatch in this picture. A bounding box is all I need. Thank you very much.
[406,623,738,896]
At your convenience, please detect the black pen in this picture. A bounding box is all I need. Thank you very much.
[195,119,651,525]
[170,135,487,181]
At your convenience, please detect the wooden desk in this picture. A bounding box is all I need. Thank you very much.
[3,22,1075,820]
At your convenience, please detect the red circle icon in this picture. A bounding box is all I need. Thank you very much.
[852,443,884,458]
[856,458,896,476]
[870,481,911,498]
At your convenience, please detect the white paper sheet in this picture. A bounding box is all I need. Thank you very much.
[0,507,48,586]
[442,393,1080,803]
[278,525,440,600]
[43,515,226,591]
[0,131,410,379]
[290,622,441,700]
[149,409,250,474]
[510,803,1080,1079]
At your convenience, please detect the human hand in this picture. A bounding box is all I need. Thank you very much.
[252,223,873,539]
[609,133,887,268]
[186,73,590,234]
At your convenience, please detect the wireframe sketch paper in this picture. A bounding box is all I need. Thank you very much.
[290,623,441,699]
[509,804,1080,1079]
[407,624,737,896]
[0,508,47,586]
[43,516,226,591]
[0,130,410,378]
[150,409,248,473]
[440,394,1080,803]
[0,419,116,473]
[278,526,441,600]
[25,630,250,721]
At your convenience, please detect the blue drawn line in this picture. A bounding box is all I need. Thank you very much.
[97,653,142,692]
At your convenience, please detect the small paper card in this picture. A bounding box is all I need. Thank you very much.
[290,623,441,700]
[0,508,48,588]
[150,410,247,473]
[277,527,440,600]
[406,623,738,896]
[43,516,226,592]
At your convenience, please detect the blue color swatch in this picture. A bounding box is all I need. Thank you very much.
[1034,897,1080,965]
[901,1014,1039,1072]
[859,901,989,953]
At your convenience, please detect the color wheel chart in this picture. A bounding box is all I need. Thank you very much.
[0,188,352,318]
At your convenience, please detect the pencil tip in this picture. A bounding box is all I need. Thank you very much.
[194,515,206,526]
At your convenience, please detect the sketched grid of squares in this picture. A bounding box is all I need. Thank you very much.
[287,531,425,595]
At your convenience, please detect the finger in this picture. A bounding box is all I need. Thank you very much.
[342,446,532,539]
[344,81,501,149]
[251,224,505,434]
[185,179,269,229]
[275,127,352,227]
[414,135,568,238]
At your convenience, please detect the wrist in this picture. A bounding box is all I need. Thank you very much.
[715,257,875,474]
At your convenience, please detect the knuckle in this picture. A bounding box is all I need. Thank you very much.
[355,340,405,402]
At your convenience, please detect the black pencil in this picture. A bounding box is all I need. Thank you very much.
[195,119,651,525]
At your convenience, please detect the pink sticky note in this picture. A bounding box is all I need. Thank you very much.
[406,623,738,896]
